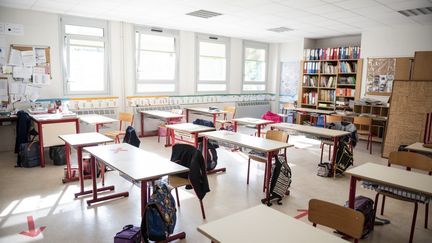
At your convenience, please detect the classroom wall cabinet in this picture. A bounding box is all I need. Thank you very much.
[352,103,389,143]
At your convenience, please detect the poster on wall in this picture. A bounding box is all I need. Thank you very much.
[366,58,395,94]
[279,61,299,103]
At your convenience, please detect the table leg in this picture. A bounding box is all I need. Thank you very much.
[257,125,261,137]
[95,124,100,133]
[348,176,357,209]
[186,109,189,123]
[194,133,199,148]
[141,180,148,216]
[261,151,273,205]
[332,137,338,178]
[37,122,45,167]
[165,127,172,147]
[65,143,71,179]
[233,121,238,132]
[140,113,144,137]
[86,156,128,206]
[213,114,216,126]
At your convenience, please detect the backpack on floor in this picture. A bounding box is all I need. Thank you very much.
[49,145,66,165]
[266,155,292,206]
[114,224,141,243]
[335,141,353,175]
[141,183,177,243]
[18,140,40,168]
[317,162,332,177]
[344,196,375,239]
[197,141,218,171]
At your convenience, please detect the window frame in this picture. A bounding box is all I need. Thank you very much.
[134,26,179,95]
[242,41,269,93]
[195,34,230,93]
[60,16,110,95]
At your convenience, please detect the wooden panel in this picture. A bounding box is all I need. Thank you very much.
[383,80,432,157]
[395,57,413,80]
[354,58,363,100]
[412,51,432,80]
[41,122,77,147]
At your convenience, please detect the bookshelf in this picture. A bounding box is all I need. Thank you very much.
[300,47,363,112]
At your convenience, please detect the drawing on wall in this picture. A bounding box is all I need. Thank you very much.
[279,61,299,103]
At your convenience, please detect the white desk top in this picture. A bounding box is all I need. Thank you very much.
[295,107,335,115]
[84,143,189,181]
[201,130,293,152]
[79,114,118,124]
[59,132,113,147]
[165,123,215,133]
[346,163,432,197]
[29,113,78,121]
[187,107,227,114]
[197,205,346,243]
[272,123,350,138]
[406,142,432,154]
[232,117,274,126]
[141,110,184,119]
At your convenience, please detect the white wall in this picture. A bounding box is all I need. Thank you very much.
[0,7,275,109]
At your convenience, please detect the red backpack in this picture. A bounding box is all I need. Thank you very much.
[261,111,282,123]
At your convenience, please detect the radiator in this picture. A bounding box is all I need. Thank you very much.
[235,101,271,118]
[72,108,118,133]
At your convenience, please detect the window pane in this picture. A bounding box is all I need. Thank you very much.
[243,84,266,91]
[69,39,104,47]
[65,25,103,37]
[200,42,225,57]
[68,44,105,91]
[139,34,175,52]
[245,47,265,61]
[138,51,176,80]
[137,83,175,93]
[244,60,265,82]
[199,57,226,81]
[197,83,227,92]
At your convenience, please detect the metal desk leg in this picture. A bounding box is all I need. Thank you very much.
[261,151,273,205]
[37,122,45,167]
[86,156,128,206]
[348,176,357,209]
[332,137,338,178]
[233,121,238,132]
[212,114,217,126]
[257,125,262,137]
[141,180,148,216]
[140,113,145,137]
[186,109,189,123]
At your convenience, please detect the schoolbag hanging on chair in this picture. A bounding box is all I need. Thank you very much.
[265,155,292,206]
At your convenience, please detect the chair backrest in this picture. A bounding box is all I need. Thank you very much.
[353,116,372,126]
[223,106,236,119]
[118,112,134,130]
[308,199,365,241]
[326,115,343,123]
[388,151,432,172]
[266,130,289,143]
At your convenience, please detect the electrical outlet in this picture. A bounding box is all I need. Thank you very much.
[4,23,24,36]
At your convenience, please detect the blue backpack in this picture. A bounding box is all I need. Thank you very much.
[141,183,176,242]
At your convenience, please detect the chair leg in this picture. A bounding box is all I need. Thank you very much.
[263,163,267,192]
[425,203,429,229]
[199,199,206,219]
[373,193,380,230]
[175,187,180,207]
[381,195,386,215]
[369,133,372,154]
[101,163,105,186]
[157,130,160,143]
[409,202,418,243]
[312,223,317,227]
[247,158,251,185]
[328,145,331,160]
[320,144,324,164]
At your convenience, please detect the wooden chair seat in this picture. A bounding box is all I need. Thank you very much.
[322,140,334,145]
[104,130,125,137]
[168,175,190,188]
[215,119,231,124]
[357,129,370,135]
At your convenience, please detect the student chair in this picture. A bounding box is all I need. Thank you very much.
[215,106,236,129]
[373,151,432,243]
[157,109,183,143]
[247,130,289,192]
[104,112,134,143]
[308,199,365,243]
[320,115,343,164]
[353,116,373,154]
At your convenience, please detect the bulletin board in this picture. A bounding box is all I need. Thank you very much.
[366,58,396,95]
[8,44,51,85]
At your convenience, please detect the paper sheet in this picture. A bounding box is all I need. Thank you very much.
[8,48,22,66]
[21,50,35,66]
[0,47,5,66]
[12,66,32,80]
[35,48,46,65]
[2,65,12,74]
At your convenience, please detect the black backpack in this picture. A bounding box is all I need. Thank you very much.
[335,141,353,175]
[49,145,67,165]
[197,141,218,171]
[123,126,140,148]
[264,155,292,206]
[18,140,40,168]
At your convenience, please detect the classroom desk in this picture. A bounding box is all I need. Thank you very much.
[201,130,293,204]
[58,133,113,191]
[345,163,432,209]
[139,110,184,138]
[165,123,215,147]
[83,143,189,213]
[271,123,350,177]
[231,117,274,137]
[406,142,432,155]
[30,113,80,167]
[185,107,227,125]
[197,205,346,243]
[79,114,118,132]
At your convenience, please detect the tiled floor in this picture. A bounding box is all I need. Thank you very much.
[0,131,431,243]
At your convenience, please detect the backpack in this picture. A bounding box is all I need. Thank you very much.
[344,196,375,238]
[335,141,353,175]
[261,111,282,123]
[197,141,218,171]
[317,162,332,177]
[266,155,292,206]
[192,119,215,128]
[123,126,140,148]
[49,145,66,165]
[18,140,40,168]
[141,183,177,243]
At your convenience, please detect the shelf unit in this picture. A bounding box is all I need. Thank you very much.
[299,56,362,112]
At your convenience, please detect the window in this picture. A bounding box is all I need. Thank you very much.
[242,41,268,92]
[61,16,109,95]
[196,35,229,92]
[135,27,178,93]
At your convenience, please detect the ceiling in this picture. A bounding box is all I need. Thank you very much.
[1,0,432,43]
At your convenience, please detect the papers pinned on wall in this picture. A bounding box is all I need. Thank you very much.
[12,66,32,80]
[32,66,50,85]
[34,48,46,65]
[8,48,22,66]
[21,50,35,66]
